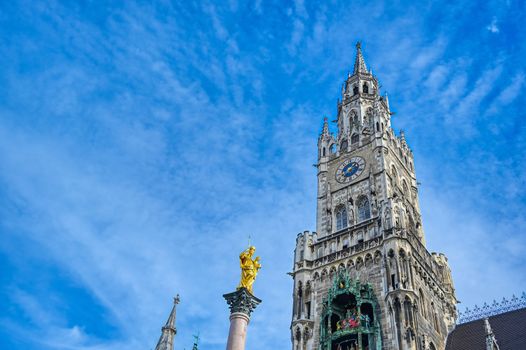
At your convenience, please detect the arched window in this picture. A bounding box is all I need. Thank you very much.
[394,298,403,349]
[404,297,414,327]
[353,85,359,95]
[340,139,348,152]
[357,196,371,222]
[402,180,410,199]
[322,147,326,157]
[391,166,398,187]
[431,302,439,332]
[336,206,348,230]
[329,144,336,154]
[363,83,369,94]
[297,282,303,318]
[351,134,359,144]
[363,114,369,126]
[419,289,426,317]
[295,327,301,349]
[350,110,358,124]
[305,282,312,319]
[376,122,380,132]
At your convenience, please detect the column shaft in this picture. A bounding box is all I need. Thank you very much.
[226,312,250,350]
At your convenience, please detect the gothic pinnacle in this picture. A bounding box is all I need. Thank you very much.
[353,41,368,74]
[155,295,180,350]
[321,117,330,138]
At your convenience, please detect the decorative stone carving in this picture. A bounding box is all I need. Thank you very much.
[223,288,262,317]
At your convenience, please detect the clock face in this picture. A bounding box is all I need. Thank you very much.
[335,157,366,183]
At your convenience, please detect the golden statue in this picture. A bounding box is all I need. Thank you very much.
[237,246,261,294]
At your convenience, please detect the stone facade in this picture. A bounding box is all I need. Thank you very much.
[290,44,457,350]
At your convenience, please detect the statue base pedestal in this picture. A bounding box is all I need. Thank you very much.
[223,288,261,350]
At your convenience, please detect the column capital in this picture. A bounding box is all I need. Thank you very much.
[223,288,262,318]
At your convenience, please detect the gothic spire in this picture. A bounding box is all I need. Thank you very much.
[192,333,200,350]
[353,42,368,74]
[484,317,500,350]
[155,295,180,350]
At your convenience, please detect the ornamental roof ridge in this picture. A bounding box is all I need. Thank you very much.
[457,292,526,324]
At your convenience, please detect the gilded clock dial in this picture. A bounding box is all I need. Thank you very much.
[335,157,366,183]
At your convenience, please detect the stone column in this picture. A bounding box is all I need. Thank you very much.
[223,288,262,350]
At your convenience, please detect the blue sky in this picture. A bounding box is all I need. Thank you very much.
[0,1,525,349]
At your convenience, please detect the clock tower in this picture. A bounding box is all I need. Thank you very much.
[291,43,457,350]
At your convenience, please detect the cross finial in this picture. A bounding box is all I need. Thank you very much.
[356,41,361,50]
[174,294,180,305]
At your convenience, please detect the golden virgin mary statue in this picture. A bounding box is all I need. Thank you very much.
[237,246,261,294]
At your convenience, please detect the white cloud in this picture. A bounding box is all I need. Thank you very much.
[1,2,525,350]
[487,72,525,114]
[487,17,499,33]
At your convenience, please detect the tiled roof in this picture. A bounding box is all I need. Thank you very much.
[446,307,526,350]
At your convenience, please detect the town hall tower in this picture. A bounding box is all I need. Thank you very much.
[290,43,457,350]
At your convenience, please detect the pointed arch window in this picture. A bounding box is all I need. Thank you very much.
[363,83,369,94]
[350,110,358,124]
[336,205,348,230]
[297,282,303,318]
[353,85,359,95]
[351,133,359,144]
[402,180,410,199]
[357,196,371,222]
[391,166,398,187]
[419,289,426,317]
[340,139,348,152]
[404,297,414,327]
[431,302,439,332]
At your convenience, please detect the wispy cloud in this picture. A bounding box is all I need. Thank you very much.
[487,16,499,33]
[0,1,525,350]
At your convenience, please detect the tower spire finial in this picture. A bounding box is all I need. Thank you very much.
[353,41,367,74]
[155,296,180,350]
[192,332,200,350]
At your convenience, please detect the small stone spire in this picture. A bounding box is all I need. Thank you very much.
[384,92,390,110]
[484,317,500,350]
[155,295,180,350]
[400,130,407,146]
[321,117,330,137]
[192,333,199,350]
[353,42,368,74]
